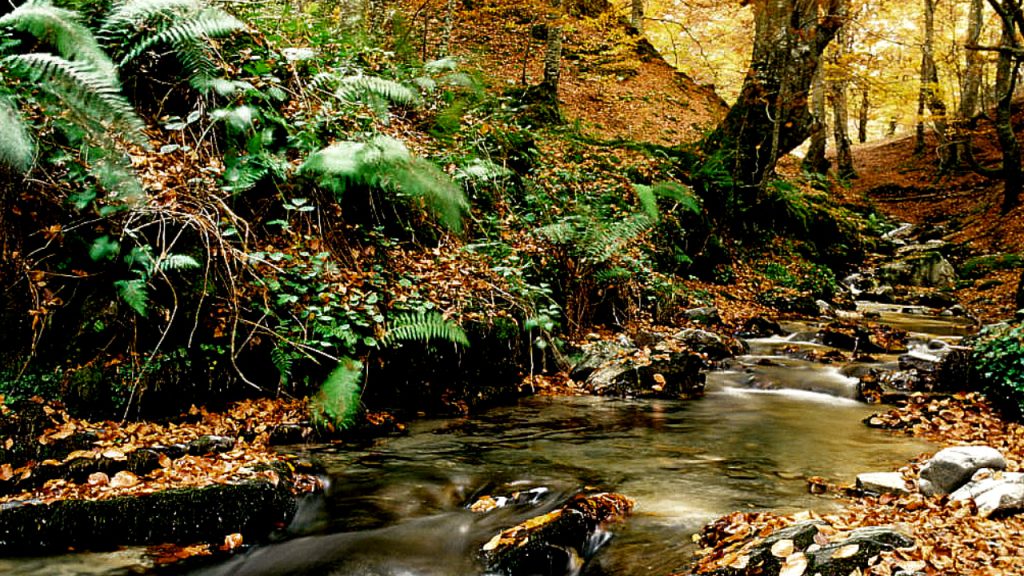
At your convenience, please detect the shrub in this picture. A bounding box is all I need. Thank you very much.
[973,322,1024,419]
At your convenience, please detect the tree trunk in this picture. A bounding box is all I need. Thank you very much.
[703,0,846,211]
[631,0,644,33]
[541,0,563,96]
[917,0,951,164]
[831,26,856,178]
[961,0,984,121]
[994,17,1022,211]
[858,86,869,143]
[438,0,458,58]
[802,64,829,175]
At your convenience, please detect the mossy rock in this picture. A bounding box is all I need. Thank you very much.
[0,480,295,554]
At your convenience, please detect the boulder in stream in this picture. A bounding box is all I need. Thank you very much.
[878,251,956,288]
[949,469,1024,517]
[918,446,1006,497]
[481,492,633,576]
[818,321,909,354]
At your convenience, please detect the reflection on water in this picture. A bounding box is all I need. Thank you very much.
[2,305,955,576]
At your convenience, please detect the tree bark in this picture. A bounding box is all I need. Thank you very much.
[438,0,458,58]
[858,86,869,143]
[541,0,563,95]
[916,0,951,164]
[802,64,829,175]
[703,0,846,211]
[631,0,644,33]
[961,0,984,121]
[831,26,856,178]
[993,2,1022,211]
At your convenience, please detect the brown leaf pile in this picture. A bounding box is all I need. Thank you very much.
[0,398,320,505]
[690,393,1024,575]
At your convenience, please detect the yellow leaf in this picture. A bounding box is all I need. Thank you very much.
[223,533,243,550]
[88,471,110,486]
[102,448,127,461]
[779,552,808,576]
[110,470,139,488]
[831,543,859,559]
[771,539,795,557]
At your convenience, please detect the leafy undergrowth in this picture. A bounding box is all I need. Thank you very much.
[0,396,326,505]
[689,393,1024,575]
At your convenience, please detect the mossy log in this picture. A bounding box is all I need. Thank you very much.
[0,480,295,554]
[0,449,163,496]
[481,492,634,576]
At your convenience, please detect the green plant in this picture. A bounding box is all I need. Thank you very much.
[98,0,246,94]
[0,0,146,172]
[311,359,363,430]
[973,322,1024,419]
[961,253,1024,279]
[382,311,469,347]
[300,134,470,232]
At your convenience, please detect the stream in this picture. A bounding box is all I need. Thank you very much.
[0,304,974,576]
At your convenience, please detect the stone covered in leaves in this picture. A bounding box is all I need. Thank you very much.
[481,492,633,576]
[818,321,909,354]
[691,513,914,576]
[571,336,708,399]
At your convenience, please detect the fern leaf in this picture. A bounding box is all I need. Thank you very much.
[270,344,293,386]
[4,53,145,141]
[335,76,421,107]
[536,219,579,244]
[119,9,244,66]
[0,1,119,80]
[651,181,701,215]
[391,157,469,233]
[0,96,34,171]
[457,158,511,182]
[158,253,201,271]
[582,213,653,264]
[100,0,204,38]
[383,311,469,347]
[633,183,659,221]
[115,278,149,316]
[411,76,437,94]
[424,57,458,73]
[311,359,363,429]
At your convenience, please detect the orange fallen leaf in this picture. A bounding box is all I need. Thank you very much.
[88,472,110,486]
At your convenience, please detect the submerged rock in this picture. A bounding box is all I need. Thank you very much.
[481,492,633,576]
[918,446,1006,497]
[856,471,913,495]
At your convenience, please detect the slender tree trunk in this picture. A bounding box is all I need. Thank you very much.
[858,86,869,143]
[831,27,856,178]
[541,0,563,95]
[916,0,951,164]
[802,64,829,175]
[832,81,856,178]
[631,0,644,33]
[438,0,457,58]
[703,0,846,211]
[993,7,1022,211]
[961,0,984,122]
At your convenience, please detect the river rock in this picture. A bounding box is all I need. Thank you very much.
[949,470,1024,517]
[671,328,747,361]
[569,340,632,382]
[682,306,722,325]
[879,251,956,288]
[819,321,908,354]
[696,520,914,576]
[481,492,633,576]
[737,316,787,339]
[856,471,913,495]
[918,446,1006,497]
[584,350,705,399]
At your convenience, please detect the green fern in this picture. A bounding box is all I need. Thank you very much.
[311,359,363,429]
[270,344,293,386]
[157,253,201,271]
[115,278,149,316]
[457,158,511,183]
[300,135,469,232]
[651,181,701,215]
[0,0,118,80]
[118,10,244,67]
[633,184,659,221]
[383,311,469,347]
[582,213,654,265]
[335,75,421,107]
[100,0,204,36]
[0,96,33,171]
[4,53,145,141]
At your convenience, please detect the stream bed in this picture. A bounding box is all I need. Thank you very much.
[2,304,973,576]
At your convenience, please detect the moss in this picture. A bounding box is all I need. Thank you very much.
[960,253,1024,279]
[0,480,295,553]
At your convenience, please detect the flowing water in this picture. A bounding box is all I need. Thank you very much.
[2,304,974,576]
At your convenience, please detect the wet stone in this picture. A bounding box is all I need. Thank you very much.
[918,446,1006,497]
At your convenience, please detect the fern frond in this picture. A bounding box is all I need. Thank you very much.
[301,136,469,232]
[312,359,363,429]
[583,213,653,264]
[4,53,145,141]
[115,278,149,316]
[633,183,659,221]
[0,96,34,171]
[383,311,469,347]
[411,76,436,93]
[158,253,201,271]
[270,344,293,386]
[424,57,458,73]
[100,0,203,38]
[0,1,118,80]
[119,9,244,66]
[536,219,580,244]
[457,158,511,182]
[335,75,421,107]
[651,181,701,215]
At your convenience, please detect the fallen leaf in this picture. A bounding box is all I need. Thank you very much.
[831,543,859,559]
[0,463,12,481]
[88,472,110,486]
[102,448,127,461]
[110,470,139,488]
[771,539,795,557]
[779,552,808,576]
[223,533,243,550]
